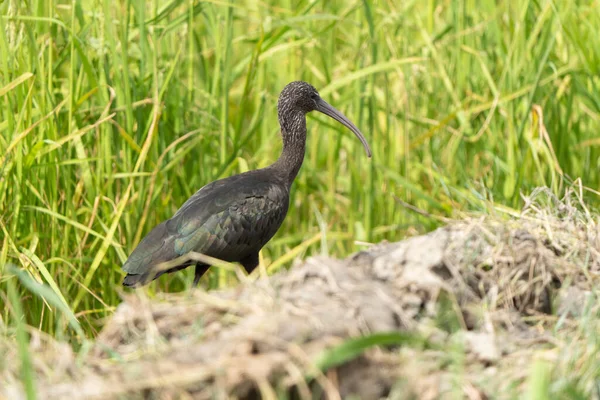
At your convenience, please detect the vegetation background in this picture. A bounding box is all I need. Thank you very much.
[1,0,599,366]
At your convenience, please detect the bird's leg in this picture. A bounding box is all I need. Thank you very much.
[240,252,260,274]
[192,264,209,287]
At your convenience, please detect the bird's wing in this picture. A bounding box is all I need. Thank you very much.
[122,172,288,275]
[170,175,289,261]
[121,220,177,274]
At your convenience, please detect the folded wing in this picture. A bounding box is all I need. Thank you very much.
[122,171,289,278]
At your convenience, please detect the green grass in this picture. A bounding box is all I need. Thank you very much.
[1,0,600,395]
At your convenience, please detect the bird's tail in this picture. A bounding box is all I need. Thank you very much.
[122,273,148,288]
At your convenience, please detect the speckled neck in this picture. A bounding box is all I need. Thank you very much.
[271,109,306,187]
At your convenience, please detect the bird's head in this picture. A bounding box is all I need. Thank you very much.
[278,81,321,114]
[277,81,372,157]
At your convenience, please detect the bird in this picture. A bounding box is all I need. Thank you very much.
[121,81,372,288]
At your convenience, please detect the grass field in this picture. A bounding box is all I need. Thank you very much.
[1,0,600,387]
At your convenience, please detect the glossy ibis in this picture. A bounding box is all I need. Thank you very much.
[122,81,371,287]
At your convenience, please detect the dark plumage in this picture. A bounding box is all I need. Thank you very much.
[121,81,371,287]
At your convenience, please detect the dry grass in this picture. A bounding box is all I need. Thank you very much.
[2,186,599,399]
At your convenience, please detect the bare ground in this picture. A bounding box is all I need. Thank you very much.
[2,187,600,399]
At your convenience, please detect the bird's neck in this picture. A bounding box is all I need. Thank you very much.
[273,111,307,187]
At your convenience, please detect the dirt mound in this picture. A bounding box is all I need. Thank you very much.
[2,187,599,399]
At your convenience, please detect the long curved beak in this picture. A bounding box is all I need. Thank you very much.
[316,98,372,158]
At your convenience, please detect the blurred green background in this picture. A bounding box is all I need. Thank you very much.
[1,0,599,338]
